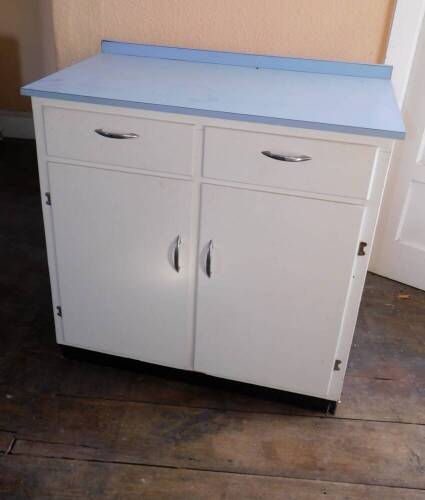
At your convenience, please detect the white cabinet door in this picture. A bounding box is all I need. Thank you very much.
[49,163,193,369]
[195,185,363,398]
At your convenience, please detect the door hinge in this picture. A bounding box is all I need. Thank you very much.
[56,306,62,317]
[45,192,51,206]
[358,241,367,256]
[334,359,342,371]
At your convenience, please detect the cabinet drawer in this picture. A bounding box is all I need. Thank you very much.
[203,127,377,199]
[44,106,194,175]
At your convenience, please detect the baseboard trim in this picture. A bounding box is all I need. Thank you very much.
[0,110,35,139]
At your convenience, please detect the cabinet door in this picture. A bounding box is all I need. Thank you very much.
[49,163,193,369]
[195,185,363,397]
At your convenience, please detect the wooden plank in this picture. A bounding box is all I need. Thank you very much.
[337,375,425,423]
[0,431,15,453]
[1,395,424,489]
[2,454,424,500]
[2,328,424,425]
[56,354,425,424]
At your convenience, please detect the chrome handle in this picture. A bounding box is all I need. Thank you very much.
[261,151,311,162]
[173,235,182,273]
[95,128,139,139]
[206,240,213,278]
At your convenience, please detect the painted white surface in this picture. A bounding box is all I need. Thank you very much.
[385,0,425,107]
[32,99,65,341]
[397,182,425,249]
[44,106,194,175]
[194,184,363,398]
[371,19,425,290]
[32,97,394,401]
[48,163,194,369]
[327,148,391,400]
[203,126,378,200]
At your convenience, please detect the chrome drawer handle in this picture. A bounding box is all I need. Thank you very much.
[261,151,312,162]
[95,128,139,139]
[173,235,182,273]
[206,240,213,278]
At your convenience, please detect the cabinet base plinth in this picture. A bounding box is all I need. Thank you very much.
[59,345,339,414]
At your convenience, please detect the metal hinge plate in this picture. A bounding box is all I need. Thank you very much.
[334,359,342,371]
[358,241,367,256]
[45,192,51,206]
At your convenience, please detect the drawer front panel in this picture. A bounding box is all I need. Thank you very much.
[203,127,377,199]
[44,106,194,175]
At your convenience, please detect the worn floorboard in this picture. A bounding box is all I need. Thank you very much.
[1,138,424,498]
[0,431,15,453]
[0,394,424,489]
[1,318,423,424]
[2,455,425,500]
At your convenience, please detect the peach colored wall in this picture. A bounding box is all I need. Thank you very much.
[52,0,396,69]
[0,0,56,111]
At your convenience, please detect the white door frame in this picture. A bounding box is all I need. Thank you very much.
[370,1,425,281]
[385,0,425,108]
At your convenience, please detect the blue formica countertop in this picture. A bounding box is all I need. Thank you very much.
[22,41,405,140]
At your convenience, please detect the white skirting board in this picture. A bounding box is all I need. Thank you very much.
[0,110,35,139]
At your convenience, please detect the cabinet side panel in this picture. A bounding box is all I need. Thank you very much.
[327,148,392,401]
[31,98,64,342]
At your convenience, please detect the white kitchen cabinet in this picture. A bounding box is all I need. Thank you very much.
[49,163,194,369]
[22,41,404,406]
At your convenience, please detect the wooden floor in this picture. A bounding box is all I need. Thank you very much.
[0,138,424,499]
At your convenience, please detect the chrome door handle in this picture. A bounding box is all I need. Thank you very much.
[173,235,182,273]
[206,240,213,278]
[95,128,139,139]
[261,151,311,162]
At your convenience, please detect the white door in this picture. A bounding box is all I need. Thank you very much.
[49,163,193,369]
[371,20,425,289]
[194,185,363,398]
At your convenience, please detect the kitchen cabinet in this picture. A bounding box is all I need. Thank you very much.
[22,41,404,405]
